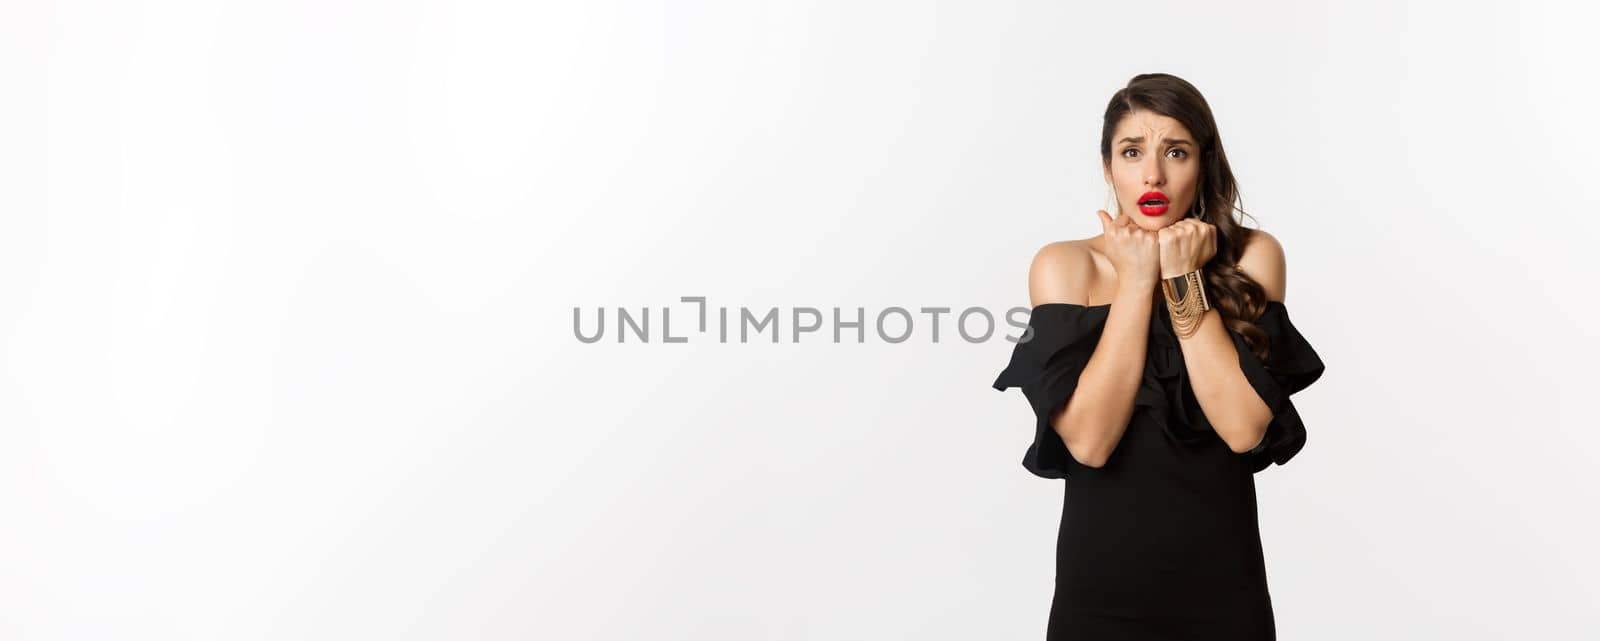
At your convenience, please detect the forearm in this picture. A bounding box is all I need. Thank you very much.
[1051,283,1155,467]
[1174,306,1274,452]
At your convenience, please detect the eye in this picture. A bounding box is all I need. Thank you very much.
[1121,147,1140,159]
[1168,148,1188,159]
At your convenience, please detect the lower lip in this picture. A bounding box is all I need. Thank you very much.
[1138,202,1169,216]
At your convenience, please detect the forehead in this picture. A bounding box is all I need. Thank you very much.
[1113,110,1194,142]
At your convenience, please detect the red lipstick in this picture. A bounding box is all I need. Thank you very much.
[1137,191,1169,216]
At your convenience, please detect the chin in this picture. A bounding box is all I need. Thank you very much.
[1133,215,1177,230]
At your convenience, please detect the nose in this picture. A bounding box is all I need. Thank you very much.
[1145,160,1165,187]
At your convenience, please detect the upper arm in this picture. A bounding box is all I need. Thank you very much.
[1236,229,1287,303]
[1028,242,1095,308]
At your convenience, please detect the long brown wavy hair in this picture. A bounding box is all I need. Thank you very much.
[1099,72,1278,362]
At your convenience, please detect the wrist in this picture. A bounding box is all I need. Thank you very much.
[1161,265,1199,280]
[1118,277,1160,294]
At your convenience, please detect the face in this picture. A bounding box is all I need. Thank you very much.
[1103,110,1201,231]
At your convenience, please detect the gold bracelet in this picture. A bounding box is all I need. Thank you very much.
[1161,268,1210,338]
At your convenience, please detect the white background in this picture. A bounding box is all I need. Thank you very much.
[3,1,1597,639]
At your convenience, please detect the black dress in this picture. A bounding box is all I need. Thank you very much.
[992,295,1325,641]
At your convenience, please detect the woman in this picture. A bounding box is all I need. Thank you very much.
[992,73,1326,640]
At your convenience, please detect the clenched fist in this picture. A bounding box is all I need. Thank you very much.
[1095,209,1161,289]
[1156,218,1217,279]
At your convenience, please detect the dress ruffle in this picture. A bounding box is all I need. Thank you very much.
[1232,301,1327,473]
[992,299,1324,478]
[991,304,1110,479]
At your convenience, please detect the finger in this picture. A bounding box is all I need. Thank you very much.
[1096,209,1111,231]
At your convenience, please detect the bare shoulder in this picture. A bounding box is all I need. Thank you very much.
[1236,228,1288,302]
[1026,239,1100,308]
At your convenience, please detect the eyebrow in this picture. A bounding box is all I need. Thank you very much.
[1117,136,1194,147]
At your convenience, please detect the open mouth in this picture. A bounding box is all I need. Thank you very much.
[1137,191,1169,216]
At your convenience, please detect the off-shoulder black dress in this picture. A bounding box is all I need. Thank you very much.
[992,294,1324,640]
